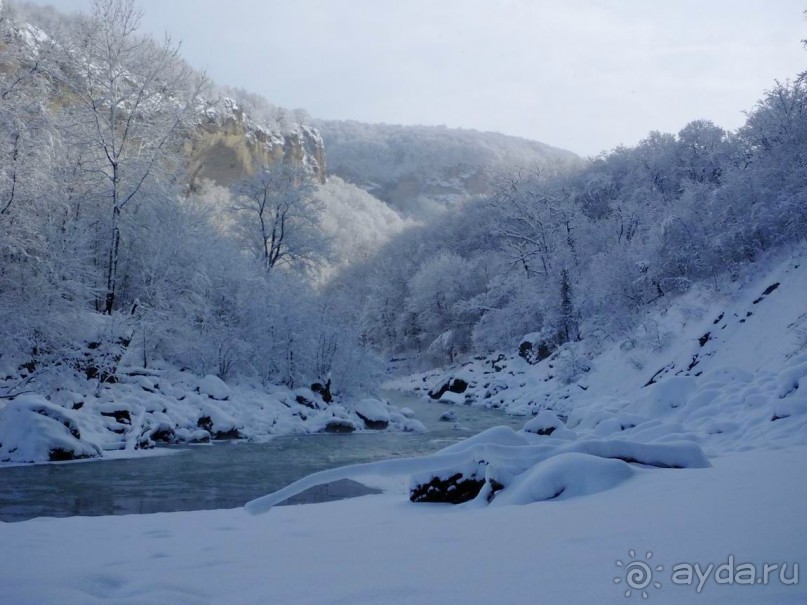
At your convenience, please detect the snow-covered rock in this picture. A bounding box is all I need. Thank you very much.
[0,396,101,463]
[198,375,230,401]
[410,460,488,504]
[246,423,710,512]
[489,453,633,506]
[439,410,457,422]
[352,398,390,430]
[386,251,807,461]
[0,361,427,465]
[197,402,241,439]
[438,391,466,405]
[173,427,211,444]
[292,387,326,410]
[523,411,568,437]
[428,375,470,400]
[322,418,359,433]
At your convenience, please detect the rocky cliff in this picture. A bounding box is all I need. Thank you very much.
[188,97,326,187]
[2,4,326,190]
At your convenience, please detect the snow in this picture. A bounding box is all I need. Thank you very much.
[439,425,528,453]
[1,445,804,604]
[523,410,576,439]
[489,452,634,506]
[198,374,230,400]
[243,426,709,514]
[439,409,457,422]
[0,395,101,463]
[0,366,423,465]
[352,398,390,423]
[387,252,807,459]
[315,176,414,279]
[318,120,578,214]
[438,391,466,405]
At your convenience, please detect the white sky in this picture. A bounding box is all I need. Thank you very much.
[23,0,807,156]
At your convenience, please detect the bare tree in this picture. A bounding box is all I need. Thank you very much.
[230,164,328,273]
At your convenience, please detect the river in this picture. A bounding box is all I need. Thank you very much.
[0,392,526,522]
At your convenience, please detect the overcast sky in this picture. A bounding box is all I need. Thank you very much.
[23,0,807,156]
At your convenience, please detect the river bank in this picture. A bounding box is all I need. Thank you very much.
[0,392,524,521]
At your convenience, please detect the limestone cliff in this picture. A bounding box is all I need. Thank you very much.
[187,97,326,187]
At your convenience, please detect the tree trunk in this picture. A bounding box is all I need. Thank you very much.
[104,205,121,315]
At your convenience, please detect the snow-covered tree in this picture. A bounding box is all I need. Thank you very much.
[59,0,207,314]
[230,164,328,274]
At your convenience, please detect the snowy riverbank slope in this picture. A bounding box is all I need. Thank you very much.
[387,248,807,458]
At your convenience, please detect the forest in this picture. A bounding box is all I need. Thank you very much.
[1,0,805,401]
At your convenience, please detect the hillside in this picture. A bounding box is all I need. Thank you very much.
[388,247,807,458]
[316,120,581,215]
[0,0,396,431]
[3,2,326,186]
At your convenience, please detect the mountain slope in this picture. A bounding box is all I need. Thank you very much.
[390,246,807,457]
[316,120,580,215]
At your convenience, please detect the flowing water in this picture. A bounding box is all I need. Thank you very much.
[0,392,526,521]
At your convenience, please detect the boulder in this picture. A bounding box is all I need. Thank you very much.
[174,427,211,444]
[148,422,175,443]
[353,398,390,430]
[428,376,469,400]
[518,333,555,365]
[98,403,132,425]
[523,411,564,436]
[438,391,466,405]
[439,410,457,422]
[311,380,333,403]
[0,396,102,463]
[410,461,489,504]
[294,388,325,410]
[198,374,231,401]
[197,405,243,439]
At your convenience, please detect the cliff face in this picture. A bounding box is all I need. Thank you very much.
[187,98,326,187]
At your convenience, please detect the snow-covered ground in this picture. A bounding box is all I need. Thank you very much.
[1,251,805,603]
[0,445,804,604]
[387,249,807,459]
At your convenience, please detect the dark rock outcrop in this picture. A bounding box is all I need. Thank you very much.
[410,472,488,504]
[428,377,469,400]
[323,419,356,434]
